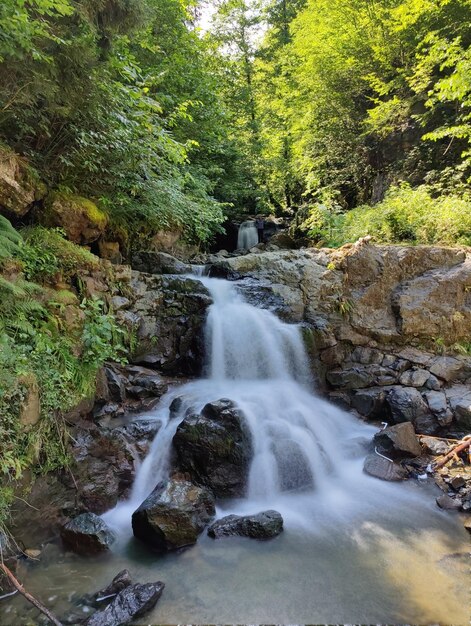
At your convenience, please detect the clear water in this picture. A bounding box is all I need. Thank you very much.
[2,277,469,624]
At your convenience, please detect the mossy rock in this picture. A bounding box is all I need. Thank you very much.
[42,192,108,245]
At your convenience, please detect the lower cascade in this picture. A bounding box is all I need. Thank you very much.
[103,277,443,533]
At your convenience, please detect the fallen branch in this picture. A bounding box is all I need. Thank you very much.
[0,562,63,626]
[433,438,471,470]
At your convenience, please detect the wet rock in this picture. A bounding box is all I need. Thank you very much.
[436,494,461,510]
[132,478,215,552]
[399,368,430,388]
[363,454,409,481]
[60,513,115,555]
[69,428,136,514]
[169,396,184,418]
[385,387,438,434]
[105,367,126,403]
[86,581,165,626]
[208,510,283,539]
[94,570,132,602]
[351,388,386,419]
[373,422,422,459]
[173,399,253,498]
[132,251,190,275]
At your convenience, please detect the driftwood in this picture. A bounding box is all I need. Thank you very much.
[0,561,63,626]
[433,438,471,470]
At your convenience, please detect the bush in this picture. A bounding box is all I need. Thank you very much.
[20,226,99,281]
[340,184,471,246]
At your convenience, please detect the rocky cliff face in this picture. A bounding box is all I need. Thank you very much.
[214,243,471,434]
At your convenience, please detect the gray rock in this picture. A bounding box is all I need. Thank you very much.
[425,374,442,390]
[436,494,461,510]
[326,367,373,389]
[399,368,430,388]
[132,251,190,275]
[132,478,215,552]
[450,476,466,490]
[111,296,130,311]
[271,440,313,491]
[351,388,386,419]
[105,367,126,403]
[363,454,409,481]
[419,436,450,456]
[430,356,465,382]
[86,581,165,626]
[173,399,253,498]
[208,510,283,539]
[373,422,422,459]
[386,387,438,434]
[424,390,453,426]
[60,513,115,555]
[352,347,383,365]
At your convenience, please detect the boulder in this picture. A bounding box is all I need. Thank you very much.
[132,251,191,275]
[373,423,422,459]
[128,273,211,375]
[419,436,450,456]
[207,510,283,540]
[271,440,313,491]
[0,148,45,217]
[41,192,107,245]
[363,454,409,481]
[172,399,253,497]
[132,478,215,552]
[60,513,115,555]
[86,582,165,626]
[446,386,471,429]
[424,390,453,426]
[429,356,468,382]
[326,367,373,389]
[386,387,438,434]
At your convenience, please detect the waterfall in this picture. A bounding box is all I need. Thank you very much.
[104,276,406,534]
[237,220,258,250]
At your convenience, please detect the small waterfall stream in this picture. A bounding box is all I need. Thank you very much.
[4,274,469,625]
[104,277,438,533]
[237,220,258,249]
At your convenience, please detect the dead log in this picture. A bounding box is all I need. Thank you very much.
[0,561,62,626]
[433,438,471,470]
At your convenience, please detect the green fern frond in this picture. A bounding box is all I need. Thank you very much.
[0,216,21,260]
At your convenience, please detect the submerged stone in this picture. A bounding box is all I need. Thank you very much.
[208,510,284,539]
[85,581,164,626]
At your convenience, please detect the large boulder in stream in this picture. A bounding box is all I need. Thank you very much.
[132,477,215,552]
[208,510,284,539]
[86,581,165,626]
[60,513,116,555]
[373,422,422,459]
[172,398,253,497]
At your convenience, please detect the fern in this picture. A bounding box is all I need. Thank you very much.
[0,215,21,260]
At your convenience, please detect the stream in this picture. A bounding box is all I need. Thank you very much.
[2,276,469,624]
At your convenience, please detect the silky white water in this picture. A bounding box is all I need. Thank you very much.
[4,275,469,624]
[237,220,258,249]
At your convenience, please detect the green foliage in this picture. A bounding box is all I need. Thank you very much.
[20,226,99,281]
[340,184,471,246]
[0,215,22,260]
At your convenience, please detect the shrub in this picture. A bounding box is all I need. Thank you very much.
[20,226,99,281]
[335,184,471,246]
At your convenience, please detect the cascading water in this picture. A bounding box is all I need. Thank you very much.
[237,220,258,250]
[5,274,469,625]
[105,277,418,532]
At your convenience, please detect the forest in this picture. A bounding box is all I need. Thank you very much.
[0,2,471,624]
